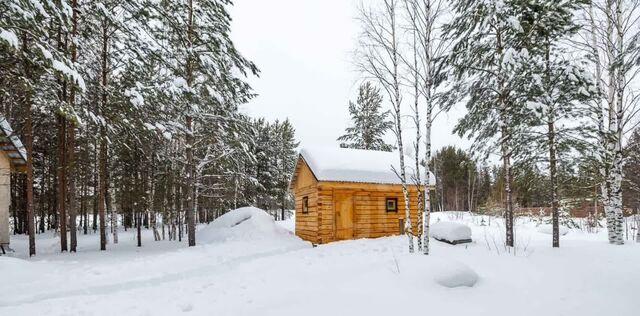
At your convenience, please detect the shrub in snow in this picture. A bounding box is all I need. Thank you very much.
[430,221,472,244]
[432,260,479,288]
[537,224,569,236]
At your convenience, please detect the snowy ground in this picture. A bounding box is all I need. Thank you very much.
[1,209,638,316]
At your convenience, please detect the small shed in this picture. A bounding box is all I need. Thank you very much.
[0,115,27,252]
[289,147,435,244]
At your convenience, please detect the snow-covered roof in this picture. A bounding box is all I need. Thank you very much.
[0,114,27,171]
[296,147,435,186]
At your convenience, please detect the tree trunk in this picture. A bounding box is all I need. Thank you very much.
[184,0,196,247]
[22,34,36,256]
[66,0,79,252]
[544,40,560,248]
[57,115,67,251]
[611,0,625,245]
[423,95,433,255]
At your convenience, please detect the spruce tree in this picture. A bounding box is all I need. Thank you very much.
[338,82,394,152]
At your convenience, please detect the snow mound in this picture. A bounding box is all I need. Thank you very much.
[430,221,472,243]
[432,260,479,288]
[537,224,569,236]
[198,207,295,244]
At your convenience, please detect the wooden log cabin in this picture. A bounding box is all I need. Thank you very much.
[0,115,27,253]
[289,147,435,244]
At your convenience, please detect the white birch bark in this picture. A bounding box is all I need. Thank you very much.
[357,0,414,252]
[611,0,626,244]
[401,0,446,255]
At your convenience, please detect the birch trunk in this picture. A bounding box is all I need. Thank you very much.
[423,99,432,255]
[611,0,625,245]
[412,27,423,253]
[587,4,611,241]
[389,1,413,253]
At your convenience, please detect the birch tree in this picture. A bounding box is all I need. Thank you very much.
[402,0,449,255]
[581,0,640,244]
[356,0,414,252]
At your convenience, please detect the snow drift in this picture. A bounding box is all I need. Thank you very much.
[430,221,472,244]
[198,206,298,244]
[537,224,569,236]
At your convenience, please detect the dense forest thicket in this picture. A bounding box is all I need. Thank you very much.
[1,0,298,255]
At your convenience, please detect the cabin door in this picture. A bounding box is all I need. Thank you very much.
[334,192,354,240]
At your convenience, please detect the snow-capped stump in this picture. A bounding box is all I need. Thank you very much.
[430,221,472,245]
[432,260,479,288]
[537,224,569,236]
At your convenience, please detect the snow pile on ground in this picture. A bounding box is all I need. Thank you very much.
[276,212,295,233]
[430,221,472,243]
[537,224,570,236]
[431,259,479,288]
[198,206,294,243]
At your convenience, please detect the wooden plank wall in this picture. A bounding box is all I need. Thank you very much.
[317,188,334,244]
[317,182,421,244]
[294,185,318,243]
[293,159,319,243]
[353,190,419,239]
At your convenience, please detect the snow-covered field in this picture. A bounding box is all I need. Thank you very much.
[1,208,638,316]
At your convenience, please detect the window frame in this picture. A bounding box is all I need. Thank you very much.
[385,197,398,212]
[302,196,309,214]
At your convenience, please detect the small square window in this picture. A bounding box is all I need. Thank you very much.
[386,197,398,212]
[302,196,309,214]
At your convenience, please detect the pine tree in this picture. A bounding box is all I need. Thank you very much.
[338,82,394,152]
[274,119,299,220]
[146,0,258,246]
[515,0,592,247]
[444,0,534,248]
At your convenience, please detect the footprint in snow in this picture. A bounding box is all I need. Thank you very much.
[179,303,193,312]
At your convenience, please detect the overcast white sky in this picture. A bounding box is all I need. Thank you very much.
[229,0,470,153]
